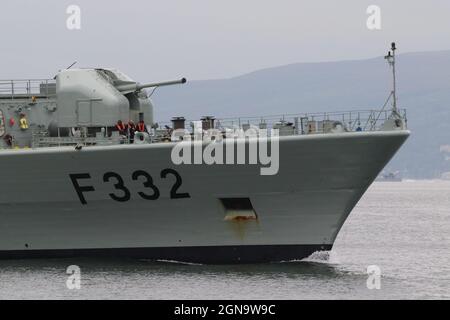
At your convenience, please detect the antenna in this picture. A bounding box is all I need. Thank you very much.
[384,42,397,113]
[66,61,78,69]
[52,61,78,79]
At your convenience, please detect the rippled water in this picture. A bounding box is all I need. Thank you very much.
[0,180,449,299]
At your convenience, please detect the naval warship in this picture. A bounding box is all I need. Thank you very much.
[376,171,402,182]
[0,43,409,263]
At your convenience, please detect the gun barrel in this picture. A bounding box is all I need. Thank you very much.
[137,78,186,90]
[115,78,187,93]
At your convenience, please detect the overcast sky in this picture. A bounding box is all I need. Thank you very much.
[1,0,450,81]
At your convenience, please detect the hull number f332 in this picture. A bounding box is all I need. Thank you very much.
[69,168,190,205]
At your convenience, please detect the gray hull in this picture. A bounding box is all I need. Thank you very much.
[0,130,409,263]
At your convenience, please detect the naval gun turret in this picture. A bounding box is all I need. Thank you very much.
[55,68,186,134]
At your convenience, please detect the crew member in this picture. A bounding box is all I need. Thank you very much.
[115,120,126,135]
[127,120,136,143]
[137,120,148,133]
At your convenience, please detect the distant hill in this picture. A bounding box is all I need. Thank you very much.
[152,50,450,179]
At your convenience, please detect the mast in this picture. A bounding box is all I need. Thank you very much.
[384,42,398,113]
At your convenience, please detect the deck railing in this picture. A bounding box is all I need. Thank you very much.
[29,108,407,148]
[0,79,56,98]
[158,108,407,136]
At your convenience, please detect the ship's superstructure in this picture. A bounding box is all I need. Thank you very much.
[0,44,409,263]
